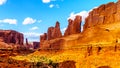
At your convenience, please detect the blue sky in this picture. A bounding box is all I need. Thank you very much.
[0,0,117,42]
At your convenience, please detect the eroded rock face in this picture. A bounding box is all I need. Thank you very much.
[40,33,47,48]
[40,33,47,42]
[64,15,82,36]
[64,19,73,36]
[83,2,120,30]
[40,22,62,49]
[52,21,62,39]
[0,30,24,45]
[47,21,62,40]
[47,27,54,40]
[49,39,64,49]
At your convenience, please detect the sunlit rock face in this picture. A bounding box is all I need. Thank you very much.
[40,33,47,48]
[64,15,82,36]
[40,1,120,49]
[0,30,24,45]
[83,1,120,30]
[40,21,62,49]
[52,21,62,39]
[47,21,62,40]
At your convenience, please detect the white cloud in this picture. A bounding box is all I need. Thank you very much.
[0,19,17,24]
[0,0,7,5]
[61,27,66,32]
[37,20,42,23]
[23,17,36,25]
[30,26,39,30]
[49,4,54,8]
[68,11,89,22]
[49,4,59,8]
[67,7,98,22]
[42,0,56,3]
[42,0,51,3]
[23,32,42,38]
[67,7,98,32]
[81,25,83,32]
[23,32,43,41]
[61,27,67,35]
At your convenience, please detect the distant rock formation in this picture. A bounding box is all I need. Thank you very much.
[26,38,29,45]
[0,30,24,45]
[64,15,82,36]
[33,42,40,49]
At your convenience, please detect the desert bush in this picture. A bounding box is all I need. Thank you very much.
[7,58,14,64]
[36,62,43,67]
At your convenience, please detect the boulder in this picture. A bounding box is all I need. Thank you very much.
[58,61,76,68]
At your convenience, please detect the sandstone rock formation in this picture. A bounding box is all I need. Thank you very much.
[40,33,47,48]
[52,21,62,39]
[49,39,64,49]
[47,21,62,40]
[47,27,54,40]
[26,38,29,45]
[40,21,62,49]
[40,33,47,42]
[83,2,120,31]
[64,15,82,36]
[0,30,24,45]
[40,1,120,49]
[33,42,40,49]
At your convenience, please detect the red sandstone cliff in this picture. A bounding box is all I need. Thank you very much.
[40,21,62,48]
[83,1,120,31]
[64,15,82,36]
[39,1,120,49]
[0,30,24,45]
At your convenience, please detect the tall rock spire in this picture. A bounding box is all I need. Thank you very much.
[64,15,82,36]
